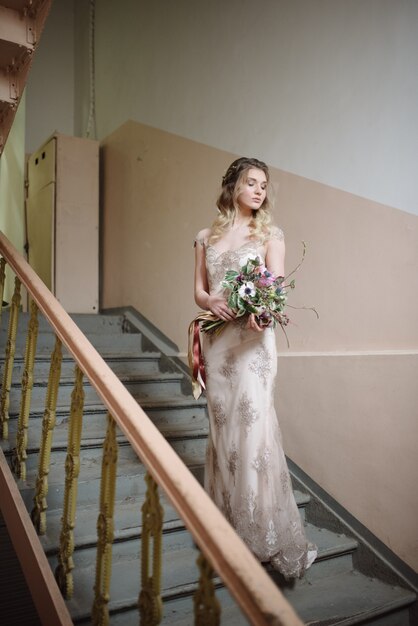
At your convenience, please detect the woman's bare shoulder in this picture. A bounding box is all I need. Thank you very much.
[195,227,211,246]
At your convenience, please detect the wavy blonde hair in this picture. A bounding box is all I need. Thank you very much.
[208,157,273,245]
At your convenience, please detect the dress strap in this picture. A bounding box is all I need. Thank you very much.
[194,235,206,248]
[269,226,285,241]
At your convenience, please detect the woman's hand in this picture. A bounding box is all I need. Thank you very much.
[207,294,236,322]
[246,313,264,332]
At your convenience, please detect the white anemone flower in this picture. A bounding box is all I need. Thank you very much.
[239,253,259,266]
[239,282,256,300]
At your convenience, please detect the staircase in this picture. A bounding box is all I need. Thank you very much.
[0,308,416,625]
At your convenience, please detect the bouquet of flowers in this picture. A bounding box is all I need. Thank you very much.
[200,243,318,346]
[188,243,317,397]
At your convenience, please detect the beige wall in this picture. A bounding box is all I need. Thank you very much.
[102,121,418,353]
[92,0,418,215]
[102,121,418,570]
[278,352,418,570]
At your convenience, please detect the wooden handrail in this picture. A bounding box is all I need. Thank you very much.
[0,230,304,626]
[0,447,73,626]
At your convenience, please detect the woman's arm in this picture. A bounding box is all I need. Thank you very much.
[194,231,211,309]
[247,231,286,333]
[194,230,236,321]
[265,233,286,278]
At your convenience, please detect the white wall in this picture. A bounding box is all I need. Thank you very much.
[93,0,418,215]
[26,0,75,153]
[74,0,91,138]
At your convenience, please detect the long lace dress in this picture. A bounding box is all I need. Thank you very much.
[198,227,317,578]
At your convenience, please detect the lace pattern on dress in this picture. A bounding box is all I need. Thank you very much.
[205,242,264,293]
[201,224,317,579]
[269,226,285,241]
[230,486,315,579]
[219,351,238,383]
[227,444,239,483]
[212,399,227,431]
[249,346,272,388]
[251,447,272,483]
[238,392,259,435]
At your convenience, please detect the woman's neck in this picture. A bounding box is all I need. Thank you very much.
[232,207,252,230]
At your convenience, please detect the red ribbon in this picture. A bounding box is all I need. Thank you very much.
[189,312,218,399]
[192,320,206,389]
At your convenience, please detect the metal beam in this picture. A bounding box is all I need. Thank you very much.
[0,5,36,50]
[0,0,52,155]
[0,69,20,103]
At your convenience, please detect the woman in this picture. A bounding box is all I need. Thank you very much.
[194,157,317,578]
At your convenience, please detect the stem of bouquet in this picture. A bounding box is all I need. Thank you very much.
[200,319,226,335]
[285,304,320,319]
[285,241,307,281]
[271,312,290,348]
[279,323,290,348]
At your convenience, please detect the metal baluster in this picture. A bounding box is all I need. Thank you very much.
[12,300,39,479]
[55,364,85,598]
[138,472,164,625]
[0,257,5,320]
[0,276,21,440]
[194,552,221,626]
[31,335,62,534]
[92,413,119,626]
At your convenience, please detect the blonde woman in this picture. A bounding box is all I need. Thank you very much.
[194,157,317,578]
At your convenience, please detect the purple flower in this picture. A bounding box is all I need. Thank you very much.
[258,270,276,287]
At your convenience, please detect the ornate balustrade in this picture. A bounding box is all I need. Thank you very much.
[0,231,304,626]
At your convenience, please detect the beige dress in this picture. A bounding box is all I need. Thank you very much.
[199,228,317,578]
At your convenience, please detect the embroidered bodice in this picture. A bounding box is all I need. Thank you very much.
[197,226,284,294]
[205,242,265,293]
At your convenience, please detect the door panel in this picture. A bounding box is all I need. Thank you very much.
[27,137,56,195]
[26,183,54,291]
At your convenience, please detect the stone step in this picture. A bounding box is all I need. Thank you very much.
[4,397,209,449]
[55,528,209,622]
[7,371,185,412]
[0,312,127,336]
[282,570,415,626]
[104,570,416,626]
[0,332,145,357]
[49,523,363,624]
[109,585,250,626]
[57,519,352,587]
[1,352,163,382]
[40,490,194,556]
[55,522,350,624]
[37,486,310,556]
[15,438,208,511]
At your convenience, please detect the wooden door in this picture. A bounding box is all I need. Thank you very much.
[26,137,56,291]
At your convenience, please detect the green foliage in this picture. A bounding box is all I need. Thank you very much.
[200,243,317,344]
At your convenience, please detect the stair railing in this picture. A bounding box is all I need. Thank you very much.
[0,230,304,626]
